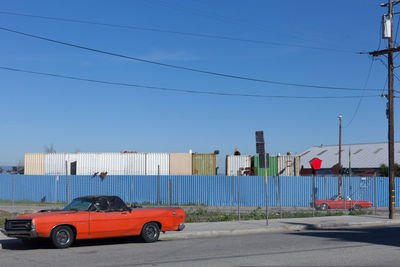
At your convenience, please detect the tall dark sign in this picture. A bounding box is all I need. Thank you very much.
[255,131,268,168]
[256,130,270,226]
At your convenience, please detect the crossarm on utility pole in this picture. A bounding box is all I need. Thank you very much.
[369,46,400,56]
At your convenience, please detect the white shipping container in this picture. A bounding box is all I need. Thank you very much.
[277,155,301,176]
[123,153,146,175]
[74,153,98,175]
[45,153,147,175]
[72,153,147,175]
[45,153,68,175]
[96,153,126,175]
[226,155,251,176]
[146,153,170,175]
[24,153,46,175]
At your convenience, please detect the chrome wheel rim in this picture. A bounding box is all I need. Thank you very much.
[56,230,70,246]
[144,225,157,239]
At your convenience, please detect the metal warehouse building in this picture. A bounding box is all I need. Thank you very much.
[300,142,400,176]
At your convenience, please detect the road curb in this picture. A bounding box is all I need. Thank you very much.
[160,224,308,241]
[160,219,400,241]
[312,219,400,230]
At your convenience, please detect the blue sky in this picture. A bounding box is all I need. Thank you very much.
[0,0,396,166]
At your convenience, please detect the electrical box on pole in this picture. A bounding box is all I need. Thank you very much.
[383,15,392,38]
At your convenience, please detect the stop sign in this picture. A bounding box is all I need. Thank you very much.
[309,158,322,170]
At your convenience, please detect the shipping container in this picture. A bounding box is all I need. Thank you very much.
[277,155,301,176]
[74,153,146,175]
[146,153,170,175]
[45,153,68,175]
[252,155,278,176]
[192,154,217,175]
[24,153,46,175]
[169,153,192,175]
[45,153,147,175]
[124,153,146,175]
[226,155,251,176]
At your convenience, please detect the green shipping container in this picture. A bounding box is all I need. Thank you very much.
[192,154,217,175]
[252,155,278,176]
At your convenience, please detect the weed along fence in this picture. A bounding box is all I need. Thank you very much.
[0,175,399,208]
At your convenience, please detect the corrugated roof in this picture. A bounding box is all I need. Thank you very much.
[300,142,400,169]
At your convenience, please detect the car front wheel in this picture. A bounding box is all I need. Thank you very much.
[51,226,74,248]
[320,203,329,211]
[141,222,160,243]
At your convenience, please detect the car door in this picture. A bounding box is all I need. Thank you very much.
[328,198,343,209]
[89,197,132,238]
[336,199,346,209]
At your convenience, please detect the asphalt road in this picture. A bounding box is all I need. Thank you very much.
[1,225,400,266]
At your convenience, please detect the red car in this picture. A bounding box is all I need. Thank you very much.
[312,195,373,211]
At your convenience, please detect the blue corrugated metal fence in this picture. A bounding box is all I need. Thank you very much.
[0,175,398,207]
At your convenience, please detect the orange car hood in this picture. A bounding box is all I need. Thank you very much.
[9,211,82,220]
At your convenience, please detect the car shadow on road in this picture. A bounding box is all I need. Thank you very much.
[0,236,156,250]
[289,225,400,248]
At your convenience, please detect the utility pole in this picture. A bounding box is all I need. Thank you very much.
[369,0,396,219]
[388,0,396,220]
[338,114,343,196]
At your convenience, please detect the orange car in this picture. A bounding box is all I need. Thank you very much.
[1,195,185,248]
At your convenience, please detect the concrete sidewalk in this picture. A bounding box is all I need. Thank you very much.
[159,215,400,240]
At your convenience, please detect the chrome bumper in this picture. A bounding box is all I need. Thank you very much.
[1,228,38,239]
[177,223,185,231]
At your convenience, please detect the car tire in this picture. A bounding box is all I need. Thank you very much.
[352,204,362,211]
[320,203,329,211]
[140,222,160,243]
[51,226,74,249]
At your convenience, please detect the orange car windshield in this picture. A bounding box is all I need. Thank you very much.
[63,198,93,211]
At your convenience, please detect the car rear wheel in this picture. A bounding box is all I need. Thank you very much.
[141,222,160,243]
[320,203,329,211]
[51,226,74,249]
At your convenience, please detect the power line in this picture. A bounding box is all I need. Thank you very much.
[345,26,384,128]
[149,0,272,33]
[149,0,341,48]
[0,26,386,92]
[0,10,356,53]
[377,57,400,82]
[0,65,381,99]
[382,76,388,96]
[344,58,375,128]
[394,11,400,44]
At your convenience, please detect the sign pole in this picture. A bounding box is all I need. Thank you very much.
[312,173,315,217]
[265,154,268,226]
[309,158,322,216]
[65,160,69,203]
[237,170,240,221]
